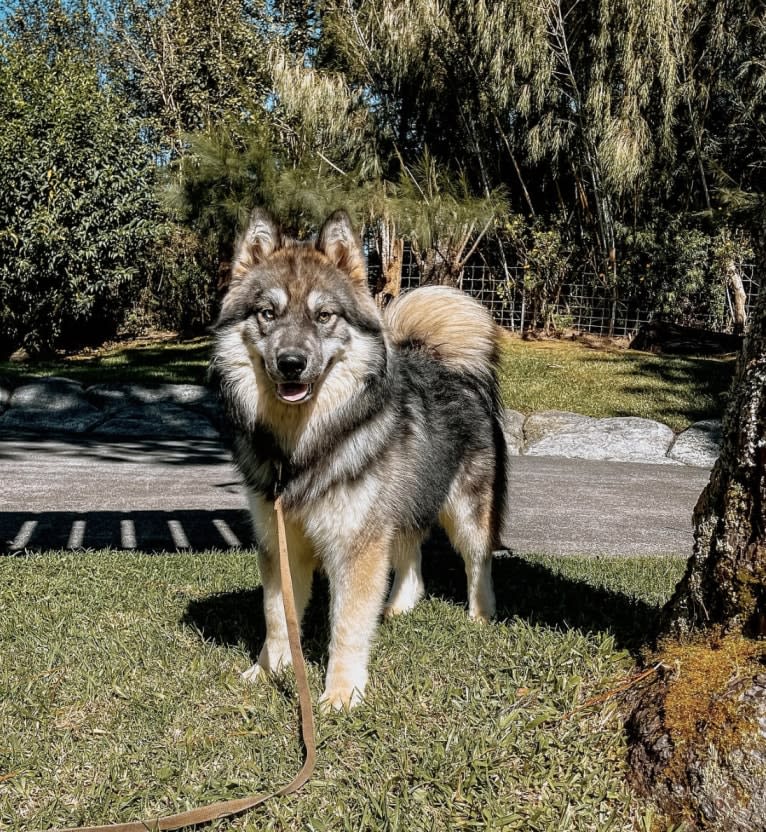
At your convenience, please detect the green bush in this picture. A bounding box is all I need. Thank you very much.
[617,218,754,328]
[0,37,161,354]
[126,225,220,336]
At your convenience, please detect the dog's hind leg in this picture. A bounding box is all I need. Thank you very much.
[439,460,496,622]
[242,495,315,682]
[384,531,425,618]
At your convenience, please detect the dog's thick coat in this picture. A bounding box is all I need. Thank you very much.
[211,209,506,708]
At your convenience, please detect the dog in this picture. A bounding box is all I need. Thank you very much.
[210,208,506,709]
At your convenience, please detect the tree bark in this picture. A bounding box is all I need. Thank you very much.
[373,217,403,307]
[725,259,748,336]
[626,264,766,829]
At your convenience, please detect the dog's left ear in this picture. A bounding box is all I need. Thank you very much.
[317,210,366,286]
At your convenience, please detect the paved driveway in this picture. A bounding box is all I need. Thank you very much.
[0,437,710,557]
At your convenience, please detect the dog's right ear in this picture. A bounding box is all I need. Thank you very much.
[230,208,281,286]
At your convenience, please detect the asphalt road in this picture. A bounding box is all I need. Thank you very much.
[0,437,711,557]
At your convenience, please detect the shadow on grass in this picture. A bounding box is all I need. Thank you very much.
[182,535,660,667]
[0,338,211,386]
[423,540,660,654]
[614,353,735,427]
[182,576,332,668]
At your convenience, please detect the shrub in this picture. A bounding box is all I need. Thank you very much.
[0,38,161,354]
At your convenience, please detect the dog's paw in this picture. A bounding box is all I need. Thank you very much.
[319,685,364,711]
[383,602,406,619]
[240,663,264,683]
[468,592,496,622]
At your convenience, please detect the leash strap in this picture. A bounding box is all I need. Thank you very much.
[52,496,316,832]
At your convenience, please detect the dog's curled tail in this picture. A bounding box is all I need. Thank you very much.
[385,286,501,377]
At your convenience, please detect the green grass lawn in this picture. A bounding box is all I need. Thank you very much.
[0,333,735,432]
[0,335,211,387]
[497,337,735,432]
[0,550,686,832]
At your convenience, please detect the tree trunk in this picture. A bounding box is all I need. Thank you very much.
[412,243,463,287]
[374,217,403,307]
[626,267,766,829]
[725,259,748,335]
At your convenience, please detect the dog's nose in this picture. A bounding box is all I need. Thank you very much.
[276,351,308,379]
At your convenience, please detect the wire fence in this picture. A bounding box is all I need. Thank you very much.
[368,245,759,337]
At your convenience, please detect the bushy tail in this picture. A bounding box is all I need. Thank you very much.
[384,286,501,379]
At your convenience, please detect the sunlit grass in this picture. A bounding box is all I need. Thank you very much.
[0,549,686,832]
[498,336,735,432]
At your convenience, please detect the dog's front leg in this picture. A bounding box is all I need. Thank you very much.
[243,495,314,682]
[242,546,313,680]
[320,533,391,710]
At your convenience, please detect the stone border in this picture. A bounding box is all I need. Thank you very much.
[0,378,220,440]
[504,409,720,468]
[0,378,721,467]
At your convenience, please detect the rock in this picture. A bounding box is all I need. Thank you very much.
[87,382,222,433]
[501,409,525,456]
[0,377,104,434]
[0,381,10,414]
[90,402,219,439]
[86,382,213,408]
[10,377,86,409]
[669,420,722,467]
[524,414,677,464]
[523,411,598,446]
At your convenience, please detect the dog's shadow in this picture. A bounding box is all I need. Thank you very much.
[182,578,332,668]
[182,536,660,662]
[423,534,661,653]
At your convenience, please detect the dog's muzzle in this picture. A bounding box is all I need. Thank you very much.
[273,351,315,403]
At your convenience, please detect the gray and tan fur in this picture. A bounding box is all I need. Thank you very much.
[211,208,507,709]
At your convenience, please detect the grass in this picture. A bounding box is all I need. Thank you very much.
[497,336,735,433]
[0,549,687,832]
[0,333,735,432]
[0,335,211,387]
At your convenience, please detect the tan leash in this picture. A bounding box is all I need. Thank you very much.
[52,495,316,832]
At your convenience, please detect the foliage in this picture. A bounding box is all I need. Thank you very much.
[1,0,765,346]
[111,0,269,155]
[391,151,507,285]
[618,219,755,329]
[0,22,160,355]
[137,225,220,334]
[504,215,574,332]
[165,122,278,259]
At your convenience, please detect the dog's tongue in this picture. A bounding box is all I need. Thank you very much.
[278,383,310,402]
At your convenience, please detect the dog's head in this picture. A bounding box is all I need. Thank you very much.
[215,209,381,406]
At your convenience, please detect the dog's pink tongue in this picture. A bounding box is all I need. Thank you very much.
[279,383,310,402]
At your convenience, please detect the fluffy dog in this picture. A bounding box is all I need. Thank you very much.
[211,208,506,709]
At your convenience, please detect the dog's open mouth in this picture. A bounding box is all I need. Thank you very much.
[276,382,314,404]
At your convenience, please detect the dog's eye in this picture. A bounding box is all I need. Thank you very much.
[258,308,275,322]
[316,310,333,324]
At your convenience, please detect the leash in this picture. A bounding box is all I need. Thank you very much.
[52,495,316,832]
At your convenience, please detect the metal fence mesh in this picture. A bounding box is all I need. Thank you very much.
[367,244,758,337]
